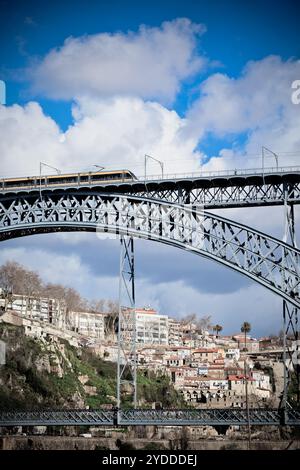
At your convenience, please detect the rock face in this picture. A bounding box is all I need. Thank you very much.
[1,436,300,451]
[0,322,117,410]
[272,360,285,406]
[0,321,184,413]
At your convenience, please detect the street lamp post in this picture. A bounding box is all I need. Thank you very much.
[262,146,279,174]
[144,154,164,180]
[39,162,61,199]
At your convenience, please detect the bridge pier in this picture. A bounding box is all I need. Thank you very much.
[117,235,137,409]
[282,193,300,413]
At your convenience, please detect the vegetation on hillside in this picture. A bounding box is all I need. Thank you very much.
[0,323,184,410]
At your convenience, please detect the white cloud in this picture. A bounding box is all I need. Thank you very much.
[0,102,65,176]
[0,243,282,336]
[28,18,206,103]
[133,278,281,337]
[66,96,203,174]
[0,246,118,300]
[2,33,300,336]
[0,96,203,177]
[187,56,300,170]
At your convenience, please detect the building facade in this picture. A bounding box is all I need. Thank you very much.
[0,292,66,329]
[67,311,106,339]
[135,308,169,346]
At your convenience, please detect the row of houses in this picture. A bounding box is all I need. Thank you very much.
[0,291,274,406]
[0,293,264,352]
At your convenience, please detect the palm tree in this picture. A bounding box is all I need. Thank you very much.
[241,321,251,449]
[241,321,251,351]
[213,324,223,338]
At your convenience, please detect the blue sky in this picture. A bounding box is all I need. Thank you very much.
[0,0,300,336]
[2,0,300,129]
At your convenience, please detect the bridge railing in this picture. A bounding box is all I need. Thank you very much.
[1,165,300,192]
[141,165,300,182]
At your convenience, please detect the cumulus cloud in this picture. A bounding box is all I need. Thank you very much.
[0,245,119,300]
[2,24,300,334]
[28,18,206,103]
[0,242,282,336]
[0,102,65,176]
[137,277,281,336]
[187,56,300,170]
[0,96,203,177]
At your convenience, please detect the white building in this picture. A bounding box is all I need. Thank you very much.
[168,318,183,346]
[67,311,106,340]
[0,293,66,329]
[252,371,271,391]
[225,348,240,361]
[135,308,169,346]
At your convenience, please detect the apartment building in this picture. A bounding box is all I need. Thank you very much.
[168,318,183,346]
[0,292,66,329]
[67,310,106,339]
[135,308,169,346]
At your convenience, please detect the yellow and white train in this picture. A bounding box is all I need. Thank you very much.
[0,169,137,191]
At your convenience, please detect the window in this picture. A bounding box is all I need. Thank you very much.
[48,176,77,184]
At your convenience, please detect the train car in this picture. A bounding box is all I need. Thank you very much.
[0,169,137,191]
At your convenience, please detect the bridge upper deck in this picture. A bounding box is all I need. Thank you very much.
[1,166,300,209]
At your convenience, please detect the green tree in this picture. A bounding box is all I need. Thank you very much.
[241,321,251,351]
[213,324,223,338]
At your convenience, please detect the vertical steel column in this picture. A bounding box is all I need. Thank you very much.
[282,183,299,419]
[117,235,137,410]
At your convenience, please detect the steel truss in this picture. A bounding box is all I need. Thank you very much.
[0,193,299,308]
[1,169,300,210]
[0,408,299,427]
[117,236,137,408]
[281,190,300,417]
[0,182,300,427]
[129,181,300,208]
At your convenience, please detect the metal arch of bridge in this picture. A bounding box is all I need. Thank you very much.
[0,408,299,427]
[0,193,299,308]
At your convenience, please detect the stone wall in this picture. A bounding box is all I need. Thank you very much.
[1,436,299,450]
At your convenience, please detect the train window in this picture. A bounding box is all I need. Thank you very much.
[91,174,105,181]
[79,175,89,182]
[5,179,36,187]
[91,173,123,181]
[48,176,77,184]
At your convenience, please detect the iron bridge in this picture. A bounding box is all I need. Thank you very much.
[1,166,300,209]
[0,166,299,427]
[0,408,299,427]
[0,193,299,307]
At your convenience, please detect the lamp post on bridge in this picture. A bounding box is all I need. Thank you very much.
[39,162,61,199]
[262,146,279,177]
[144,154,164,180]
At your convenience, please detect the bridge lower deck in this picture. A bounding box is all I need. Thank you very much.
[0,408,299,427]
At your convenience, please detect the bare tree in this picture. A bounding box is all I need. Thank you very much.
[105,300,119,335]
[0,261,43,297]
[182,313,197,325]
[196,315,212,333]
[88,298,106,313]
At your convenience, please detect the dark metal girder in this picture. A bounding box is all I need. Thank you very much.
[1,169,300,209]
[0,194,299,308]
[0,408,299,427]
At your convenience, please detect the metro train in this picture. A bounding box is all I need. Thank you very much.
[0,169,138,191]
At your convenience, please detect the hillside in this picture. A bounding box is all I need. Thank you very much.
[0,322,184,409]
